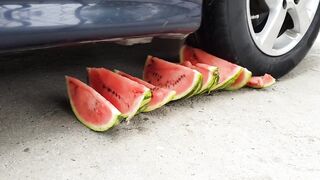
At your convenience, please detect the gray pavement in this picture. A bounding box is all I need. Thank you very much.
[0,36,320,180]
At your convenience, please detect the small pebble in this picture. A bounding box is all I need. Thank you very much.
[143,117,149,121]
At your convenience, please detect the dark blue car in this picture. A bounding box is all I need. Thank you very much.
[1,0,319,77]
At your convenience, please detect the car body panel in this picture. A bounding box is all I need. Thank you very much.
[0,0,202,52]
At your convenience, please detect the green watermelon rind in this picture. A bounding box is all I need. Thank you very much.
[112,114,127,126]
[186,72,203,97]
[197,66,219,94]
[142,90,176,112]
[207,70,220,93]
[137,90,152,113]
[247,78,276,89]
[126,89,151,120]
[262,79,276,88]
[140,90,152,109]
[66,77,123,132]
[210,67,243,91]
[225,68,252,91]
[180,70,203,99]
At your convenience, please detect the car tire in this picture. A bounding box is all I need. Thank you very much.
[187,0,320,78]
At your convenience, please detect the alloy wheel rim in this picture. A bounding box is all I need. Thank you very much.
[246,0,320,56]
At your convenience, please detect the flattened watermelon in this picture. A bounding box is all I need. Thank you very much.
[66,76,122,131]
[247,74,276,88]
[143,56,202,100]
[87,68,151,120]
[225,68,252,91]
[181,61,219,94]
[114,70,176,112]
[180,45,243,90]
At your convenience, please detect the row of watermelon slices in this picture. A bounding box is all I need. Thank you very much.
[66,45,276,131]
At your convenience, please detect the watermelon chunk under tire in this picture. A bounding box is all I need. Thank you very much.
[143,56,202,101]
[66,76,123,131]
[87,68,151,121]
[114,70,176,112]
[180,45,242,91]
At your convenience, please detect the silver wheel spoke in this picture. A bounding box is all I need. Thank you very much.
[264,0,280,9]
[257,7,287,50]
[289,1,312,34]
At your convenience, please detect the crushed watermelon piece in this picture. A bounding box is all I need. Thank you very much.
[247,74,276,88]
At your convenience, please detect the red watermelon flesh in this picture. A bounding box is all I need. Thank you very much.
[180,45,243,90]
[143,56,202,101]
[114,70,176,112]
[181,61,218,94]
[247,74,276,88]
[226,68,252,91]
[87,68,151,120]
[66,76,122,131]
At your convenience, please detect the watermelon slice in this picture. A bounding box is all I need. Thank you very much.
[181,61,219,94]
[180,45,243,90]
[143,56,202,101]
[247,74,276,88]
[225,68,252,91]
[87,68,151,120]
[114,70,176,112]
[65,76,123,131]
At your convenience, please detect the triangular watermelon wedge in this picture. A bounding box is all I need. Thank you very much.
[114,70,176,112]
[180,45,243,91]
[247,74,276,88]
[66,76,123,131]
[143,56,202,101]
[225,68,252,91]
[87,68,151,121]
[181,61,219,94]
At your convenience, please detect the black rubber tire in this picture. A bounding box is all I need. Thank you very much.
[187,0,320,78]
